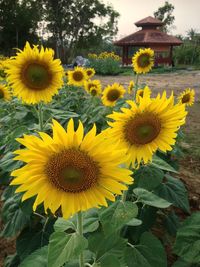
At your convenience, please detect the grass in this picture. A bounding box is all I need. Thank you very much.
[119,65,200,76]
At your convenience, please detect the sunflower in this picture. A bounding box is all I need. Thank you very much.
[89,86,102,96]
[107,92,187,165]
[102,83,125,107]
[11,119,133,219]
[86,68,95,79]
[178,88,195,106]
[132,48,154,74]
[84,79,101,93]
[67,67,87,87]
[136,86,151,103]
[0,84,11,101]
[128,80,134,94]
[6,42,64,105]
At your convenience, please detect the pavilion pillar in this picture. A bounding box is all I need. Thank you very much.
[125,46,129,65]
[122,46,126,66]
[169,45,173,66]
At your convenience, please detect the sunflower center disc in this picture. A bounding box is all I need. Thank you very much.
[138,54,150,68]
[73,71,84,81]
[107,89,120,101]
[0,89,4,99]
[23,63,51,90]
[88,83,96,90]
[139,91,144,97]
[124,113,161,145]
[90,88,97,96]
[46,149,99,193]
[182,93,190,104]
[87,70,92,76]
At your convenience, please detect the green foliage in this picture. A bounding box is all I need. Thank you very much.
[0,77,194,267]
[133,165,164,191]
[88,230,127,265]
[173,212,200,264]
[154,1,175,33]
[156,174,190,213]
[174,42,200,66]
[133,188,171,208]
[125,232,167,267]
[48,232,88,267]
[100,201,139,234]
[0,0,41,53]
[19,246,48,267]
[42,0,119,62]
[54,210,99,234]
[0,193,30,237]
[89,57,121,75]
[151,155,178,173]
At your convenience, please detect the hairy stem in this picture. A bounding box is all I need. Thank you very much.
[134,74,140,100]
[38,102,44,131]
[77,211,84,267]
[121,190,128,202]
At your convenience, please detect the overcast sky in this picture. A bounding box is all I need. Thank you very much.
[104,0,200,39]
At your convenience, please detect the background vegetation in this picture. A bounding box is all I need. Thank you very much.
[1,0,200,68]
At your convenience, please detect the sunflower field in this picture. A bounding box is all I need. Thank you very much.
[0,43,199,267]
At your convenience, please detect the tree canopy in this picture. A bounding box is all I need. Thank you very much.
[0,0,41,54]
[0,0,119,61]
[154,1,175,33]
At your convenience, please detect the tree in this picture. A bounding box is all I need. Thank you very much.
[42,0,119,62]
[154,1,175,33]
[0,0,41,54]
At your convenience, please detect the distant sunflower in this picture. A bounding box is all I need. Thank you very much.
[86,68,95,79]
[84,79,101,93]
[89,86,102,96]
[132,48,154,74]
[178,88,195,106]
[136,86,151,103]
[107,92,187,165]
[6,42,64,104]
[68,67,87,87]
[11,119,133,219]
[0,84,11,101]
[102,83,125,107]
[128,80,134,94]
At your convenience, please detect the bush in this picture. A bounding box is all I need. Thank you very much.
[88,52,121,75]
[174,42,200,66]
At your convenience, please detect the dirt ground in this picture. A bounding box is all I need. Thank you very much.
[97,70,200,208]
[0,70,199,266]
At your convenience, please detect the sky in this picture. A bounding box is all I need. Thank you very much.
[103,0,200,39]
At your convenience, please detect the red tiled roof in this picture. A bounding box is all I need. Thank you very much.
[114,29,182,46]
[135,16,164,27]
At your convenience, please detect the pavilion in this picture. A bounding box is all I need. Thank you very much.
[114,16,182,66]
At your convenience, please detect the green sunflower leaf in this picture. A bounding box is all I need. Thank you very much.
[88,231,127,264]
[133,188,171,208]
[134,165,164,191]
[125,232,167,267]
[99,200,138,234]
[173,212,200,264]
[156,174,190,213]
[151,155,178,173]
[54,209,99,234]
[19,246,48,267]
[48,232,88,267]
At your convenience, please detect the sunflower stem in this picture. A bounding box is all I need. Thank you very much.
[77,211,84,267]
[134,74,139,101]
[38,103,44,131]
[121,190,128,202]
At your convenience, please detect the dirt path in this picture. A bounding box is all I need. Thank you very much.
[96,70,200,97]
[97,70,200,209]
